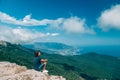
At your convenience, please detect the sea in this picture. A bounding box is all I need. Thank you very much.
[79,45,120,57]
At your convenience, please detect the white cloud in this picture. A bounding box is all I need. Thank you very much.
[0,12,94,34]
[0,12,63,26]
[44,32,59,36]
[98,4,120,31]
[0,26,59,43]
[62,17,95,34]
[51,33,59,36]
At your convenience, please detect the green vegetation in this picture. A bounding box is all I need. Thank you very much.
[0,42,120,80]
[0,42,34,68]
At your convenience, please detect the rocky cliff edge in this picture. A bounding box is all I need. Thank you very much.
[0,62,66,80]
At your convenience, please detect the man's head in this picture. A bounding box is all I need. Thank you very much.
[35,50,41,57]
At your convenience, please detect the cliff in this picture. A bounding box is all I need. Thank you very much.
[0,62,66,80]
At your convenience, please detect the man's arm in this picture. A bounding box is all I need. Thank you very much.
[40,59,48,62]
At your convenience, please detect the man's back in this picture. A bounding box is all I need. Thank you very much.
[34,57,41,70]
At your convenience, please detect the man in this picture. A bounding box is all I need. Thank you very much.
[34,51,48,73]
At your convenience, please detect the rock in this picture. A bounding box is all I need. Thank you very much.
[0,62,66,80]
[0,41,7,47]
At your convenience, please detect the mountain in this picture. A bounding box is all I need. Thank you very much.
[0,41,84,80]
[0,41,120,80]
[23,42,81,55]
[0,62,66,80]
[0,41,35,68]
[35,42,72,50]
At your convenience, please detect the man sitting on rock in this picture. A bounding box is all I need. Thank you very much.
[34,50,48,73]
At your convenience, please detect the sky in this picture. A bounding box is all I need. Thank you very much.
[0,0,120,46]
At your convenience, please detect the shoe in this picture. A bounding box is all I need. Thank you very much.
[42,70,48,73]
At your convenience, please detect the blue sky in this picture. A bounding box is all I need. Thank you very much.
[0,0,120,46]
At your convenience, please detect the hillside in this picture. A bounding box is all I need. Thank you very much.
[0,41,83,80]
[0,41,120,80]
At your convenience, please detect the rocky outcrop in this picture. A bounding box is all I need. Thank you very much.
[0,41,7,47]
[0,62,66,80]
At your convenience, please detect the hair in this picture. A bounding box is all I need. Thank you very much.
[34,50,41,57]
